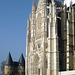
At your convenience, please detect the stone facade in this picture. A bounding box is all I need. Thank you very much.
[25,0,75,75]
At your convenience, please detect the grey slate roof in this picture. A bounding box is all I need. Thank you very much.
[55,1,63,7]
[47,0,56,3]
[13,62,19,66]
[19,53,25,67]
[6,52,13,66]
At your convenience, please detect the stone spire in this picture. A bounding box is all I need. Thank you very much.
[19,53,25,67]
[33,0,35,5]
[6,52,13,66]
[32,0,36,12]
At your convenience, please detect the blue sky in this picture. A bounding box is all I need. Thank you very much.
[0,0,36,63]
[0,0,61,64]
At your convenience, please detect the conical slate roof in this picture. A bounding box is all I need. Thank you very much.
[6,52,13,66]
[19,53,25,67]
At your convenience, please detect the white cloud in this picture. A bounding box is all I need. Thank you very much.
[64,0,75,7]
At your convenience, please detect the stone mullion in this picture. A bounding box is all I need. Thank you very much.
[47,3,52,75]
[66,17,70,70]
[69,7,73,70]
[71,7,75,70]
[66,7,73,70]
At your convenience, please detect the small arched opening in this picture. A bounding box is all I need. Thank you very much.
[33,54,40,75]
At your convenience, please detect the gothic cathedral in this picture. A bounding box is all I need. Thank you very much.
[25,0,75,75]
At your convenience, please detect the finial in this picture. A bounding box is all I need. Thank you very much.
[32,0,36,12]
[32,0,35,5]
[70,0,72,6]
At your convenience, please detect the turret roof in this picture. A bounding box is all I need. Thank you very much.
[19,53,25,67]
[6,52,13,66]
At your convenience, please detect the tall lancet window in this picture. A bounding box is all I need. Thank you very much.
[47,18,49,37]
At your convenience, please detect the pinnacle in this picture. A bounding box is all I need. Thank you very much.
[70,0,72,6]
[33,0,35,5]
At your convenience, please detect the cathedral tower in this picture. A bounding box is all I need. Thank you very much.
[26,0,75,75]
[25,0,62,75]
